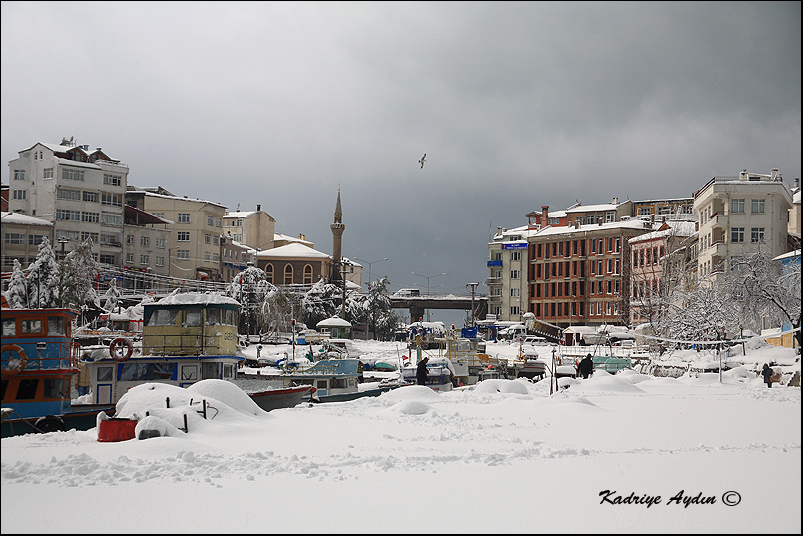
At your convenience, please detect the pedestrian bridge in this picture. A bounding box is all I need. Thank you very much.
[390,294,488,324]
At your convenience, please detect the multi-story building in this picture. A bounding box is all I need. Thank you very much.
[693,169,793,279]
[527,218,655,330]
[7,139,129,266]
[130,188,228,281]
[220,235,253,282]
[628,220,697,326]
[487,225,534,321]
[122,205,172,282]
[222,205,275,251]
[1,212,54,272]
[788,178,800,250]
[632,197,695,220]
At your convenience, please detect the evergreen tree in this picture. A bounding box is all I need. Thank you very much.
[365,276,400,340]
[60,238,100,309]
[301,279,340,328]
[227,266,280,335]
[27,237,60,308]
[4,259,28,308]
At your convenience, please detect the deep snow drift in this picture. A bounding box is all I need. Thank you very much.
[1,339,800,534]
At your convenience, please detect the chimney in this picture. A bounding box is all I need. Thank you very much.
[541,206,549,224]
[770,169,779,181]
[256,204,261,212]
[598,218,603,226]
[612,197,619,205]
[574,220,580,229]
[795,177,800,189]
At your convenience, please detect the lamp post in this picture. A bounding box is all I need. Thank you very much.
[353,257,388,289]
[58,237,69,308]
[412,271,446,322]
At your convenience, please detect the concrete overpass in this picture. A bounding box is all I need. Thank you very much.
[390,294,488,324]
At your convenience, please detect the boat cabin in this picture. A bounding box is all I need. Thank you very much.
[1,308,78,420]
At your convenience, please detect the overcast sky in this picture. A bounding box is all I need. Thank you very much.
[2,2,800,324]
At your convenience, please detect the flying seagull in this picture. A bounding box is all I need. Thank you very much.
[419,153,426,169]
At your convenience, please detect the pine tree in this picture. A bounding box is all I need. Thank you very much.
[27,237,60,308]
[4,259,28,308]
[301,279,340,328]
[60,238,100,309]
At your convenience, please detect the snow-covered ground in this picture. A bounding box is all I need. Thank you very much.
[2,339,800,533]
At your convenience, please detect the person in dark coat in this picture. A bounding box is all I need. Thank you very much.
[416,357,429,385]
[761,363,774,388]
[579,354,594,379]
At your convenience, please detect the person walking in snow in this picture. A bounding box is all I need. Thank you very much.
[761,363,774,388]
[416,356,429,385]
[579,354,594,379]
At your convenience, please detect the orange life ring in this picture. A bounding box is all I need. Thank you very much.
[109,337,134,362]
[1,344,28,376]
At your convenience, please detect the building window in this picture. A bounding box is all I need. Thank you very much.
[100,233,120,246]
[731,227,744,243]
[216,217,222,227]
[5,233,25,244]
[510,269,520,279]
[136,254,148,265]
[284,264,293,285]
[101,211,122,226]
[140,236,150,247]
[213,235,219,245]
[81,211,99,223]
[99,254,115,265]
[177,232,190,241]
[126,253,134,263]
[126,234,134,245]
[44,168,54,179]
[155,256,164,267]
[208,215,214,226]
[265,264,274,283]
[62,168,84,181]
[205,233,211,244]
[212,253,219,262]
[57,187,81,201]
[204,252,210,261]
[638,207,652,216]
[156,238,165,248]
[14,170,25,180]
[80,191,97,203]
[751,199,765,214]
[510,306,520,316]
[511,251,521,261]
[304,264,313,285]
[56,209,81,221]
[731,198,745,214]
[152,212,164,219]
[750,227,765,243]
[28,234,45,245]
[12,190,26,200]
[510,288,520,297]
[101,192,122,206]
[103,174,122,187]
[176,250,189,260]
[178,213,191,223]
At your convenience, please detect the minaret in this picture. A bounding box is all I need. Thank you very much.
[330,185,345,282]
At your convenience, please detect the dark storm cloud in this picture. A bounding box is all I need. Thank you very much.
[2,2,800,323]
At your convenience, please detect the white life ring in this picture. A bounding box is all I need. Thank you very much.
[109,337,134,362]
[1,344,28,376]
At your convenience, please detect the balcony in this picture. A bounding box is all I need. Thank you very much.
[487,260,503,267]
[486,277,502,285]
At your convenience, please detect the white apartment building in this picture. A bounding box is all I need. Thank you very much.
[7,139,129,265]
[487,225,533,321]
[693,169,793,278]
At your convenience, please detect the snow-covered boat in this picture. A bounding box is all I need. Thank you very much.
[79,292,244,405]
[400,357,456,392]
[280,358,399,402]
[1,306,116,437]
[247,385,317,411]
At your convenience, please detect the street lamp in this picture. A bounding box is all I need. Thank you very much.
[412,271,446,322]
[353,257,388,289]
[58,237,69,308]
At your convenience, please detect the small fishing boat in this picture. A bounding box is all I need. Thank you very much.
[1,307,116,437]
[400,357,456,392]
[281,358,398,402]
[247,385,317,411]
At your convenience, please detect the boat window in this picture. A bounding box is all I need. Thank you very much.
[2,319,15,337]
[184,308,203,327]
[120,362,149,381]
[97,366,114,382]
[148,363,176,380]
[149,309,179,326]
[316,380,327,390]
[331,377,349,389]
[21,319,42,334]
[224,310,232,326]
[201,362,218,379]
[47,316,66,336]
[181,365,198,381]
[457,341,470,352]
[223,363,234,379]
[15,379,39,400]
[206,308,220,326]
[43,378,68,399]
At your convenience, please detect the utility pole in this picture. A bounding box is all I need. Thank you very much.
[466,282,479,328]
[58,237,69,308]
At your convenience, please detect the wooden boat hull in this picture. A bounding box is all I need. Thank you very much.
[1,405,116,438]
[248,386,316,411]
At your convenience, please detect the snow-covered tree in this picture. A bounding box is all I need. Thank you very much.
[27,237,60,308]
[720,245,801,349]
[227,266,280,335]
[364,277,399,340]
[301,279,340,328]
[4,259,28,308]
[102,278,121,312]
[59,238,100,309]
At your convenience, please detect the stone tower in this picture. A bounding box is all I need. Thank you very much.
[330,185,345,282]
